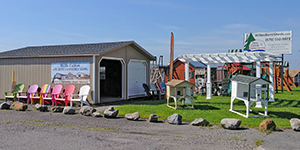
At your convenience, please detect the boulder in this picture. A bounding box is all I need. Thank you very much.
[0,102,11,109]
[92,112,102,117]
[148,114,159,122]
[51,106,63,113]
[12,102,28,111]
[35,104,48,112]
[290,118,300,131]
[62,106,76,114]
[220,118,241,129]
[125,112,140,121]
[191,118,209,126]
[167,113,182,125]
[79,106,96,116]
[104,107,119,118]
[259,119,276,131]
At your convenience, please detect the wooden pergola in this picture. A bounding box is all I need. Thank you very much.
[182,52,278,101]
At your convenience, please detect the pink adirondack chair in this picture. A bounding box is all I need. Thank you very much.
[54,84,75,106]
[41,84,63,106]
[29,84,51,104]
[17,84,39,104]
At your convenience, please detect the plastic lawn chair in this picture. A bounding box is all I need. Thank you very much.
[29,84,51,104]
[70,85,90,107]
[54,84,75,106]
[4,83,24,102]
[41,84,63,106]
[17,84,38,104]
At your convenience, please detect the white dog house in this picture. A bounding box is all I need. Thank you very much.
[230,74,271,118]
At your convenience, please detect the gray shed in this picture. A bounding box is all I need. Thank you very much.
[230,74,271,118]
[0,41,156,104]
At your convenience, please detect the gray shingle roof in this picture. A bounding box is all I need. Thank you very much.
[230,74,270,85]
[0,41,155,60]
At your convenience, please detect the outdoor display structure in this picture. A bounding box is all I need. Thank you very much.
[230,74,271,118]
[182,52,277,102]
[165,79,194,109]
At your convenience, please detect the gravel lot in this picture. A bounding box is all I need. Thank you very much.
[0,100,299,150]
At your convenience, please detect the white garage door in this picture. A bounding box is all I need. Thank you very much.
[128,60,147,98]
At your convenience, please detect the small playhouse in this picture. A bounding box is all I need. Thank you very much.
[230,74,271,118]
[165,79,194,109]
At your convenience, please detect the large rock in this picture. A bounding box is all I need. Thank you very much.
[12,102,28,111]
[92,112,102,117]
[167,113,182,125]
[220,118,241,129]
[125,112,140,121]
[104,107,119,118]
[290,118,300,131]
[0,102,11,109]
[259,119,276,131]
[51,106,63,113]
[35,104,48,112]
[62,106,76,114]
[148,114,159,122]
[79,106,96,116]
[191,118,209,126]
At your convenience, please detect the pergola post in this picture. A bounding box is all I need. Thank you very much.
[185,60,189,81]
[269,60,275,102]
[256,61,261,78]
[185,60,191,103]
[255,60,263,108]
[206,63,212,99]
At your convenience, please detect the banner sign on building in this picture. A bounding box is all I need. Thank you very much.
[244,30,292,54]
[51,62,90,84]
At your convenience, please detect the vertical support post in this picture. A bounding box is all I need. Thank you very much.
[255,61,262,108]
[256,61,261,78]
[169,32,174,81]
[206,63,212,99]
[185,60,191,103]
[92,55,96,104]
[269,61,275,102]
[185,60,190,81]
[281,54,284,93]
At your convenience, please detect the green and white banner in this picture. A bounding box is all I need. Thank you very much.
[244,30,292,54]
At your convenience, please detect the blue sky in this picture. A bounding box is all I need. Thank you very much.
[1,0,300,69]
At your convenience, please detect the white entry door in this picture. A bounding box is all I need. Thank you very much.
[128,60,147,98]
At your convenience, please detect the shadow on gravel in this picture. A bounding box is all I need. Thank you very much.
[126,119,147,122]
[235,127,249,131]
[149,120,165,123]
[274,129,284,132]
[104,116,125,119]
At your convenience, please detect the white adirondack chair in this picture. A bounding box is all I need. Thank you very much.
[70,85,90,107]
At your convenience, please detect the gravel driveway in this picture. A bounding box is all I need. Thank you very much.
[0,101,299,150]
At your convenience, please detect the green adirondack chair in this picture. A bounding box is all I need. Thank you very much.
[4,83,25,102]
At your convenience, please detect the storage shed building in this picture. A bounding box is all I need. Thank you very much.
[0,41,156,104]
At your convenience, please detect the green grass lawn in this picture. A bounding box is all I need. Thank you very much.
[116,87,300,128]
